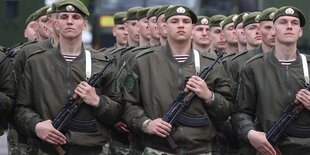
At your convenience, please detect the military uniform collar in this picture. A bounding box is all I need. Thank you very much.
[164,42,195,65]
[54,44,86,62]
[269,48,302,67]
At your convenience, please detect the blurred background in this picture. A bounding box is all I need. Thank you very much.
[0,0,309,52]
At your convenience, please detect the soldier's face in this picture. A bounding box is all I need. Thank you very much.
[244,23,262,47]
[210,27,226,50]
[56,12,87,39]
[274,16,302,44]
[165,15,194,42]
[126,20,140,43]
[24,21,38,41]
[36,15,52,40]
[138,17,150,41]
[235,23,247,45]
[113,24,128,47]
[148,16,159,40]
[192,25,210,46]
[157,14,167,38]
[260,21,275,48]
[223,23,237,44]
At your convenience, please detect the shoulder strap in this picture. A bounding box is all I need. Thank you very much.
[193,49,200,74]
[300,54,309,84]
[85,50,92,79]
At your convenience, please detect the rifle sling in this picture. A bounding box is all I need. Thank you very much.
[66,119,98,133]
[176,112,209,127]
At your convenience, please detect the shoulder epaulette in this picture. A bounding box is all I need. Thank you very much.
[230,50,249,61]
[26,49,46,59]
[201,52,216,60]
[20,40,38,49]
[135,47,156,59]
[244,52,264,65]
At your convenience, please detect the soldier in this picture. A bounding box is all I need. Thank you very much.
[7,5,56,155]
[221,14,239,72]
[33,5,52,41]
[147,6,161,47]
[124,7,142,47]
[101,12,128,54]
[209,15,226,55]
[258,7,278,53]
[0,51,15,137]
[123,5,232,154]
[233,12,248,52]
[192,16,212,55]
[155,5,171,45]
[233,6,310,155]
[14,1,121,154]
[137,8,150,46]
[24,13,38,42]
[222,15,238,55]
[228,8,277,102]
[242,12,262,51]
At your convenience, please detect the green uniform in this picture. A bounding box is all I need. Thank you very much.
[0,51,15,135]
[8,39,53,155]
[105,45,153,155]
[227,46,263,155]
[14,46,122,154]
[233,50,310,154]
[221,52,237,73]
[228,45,262,101]
[123,43,233,154]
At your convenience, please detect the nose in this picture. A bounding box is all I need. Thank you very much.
[67,16,73,24]
[178,21,184,28]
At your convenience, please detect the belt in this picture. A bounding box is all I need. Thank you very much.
[176,113,209,127]
[66,119,98,133]
[285,123,310,138]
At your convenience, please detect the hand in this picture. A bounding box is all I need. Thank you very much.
[114,121,130,133]
[247,130,276,155]
[296,89,310,110]
[185,76,213,101]
[147,118,172,138]
[75,81,100,107]
[35,120,66,145]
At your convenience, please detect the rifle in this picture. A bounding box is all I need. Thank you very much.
[0,42,24,66]
[162,52,224,149]
[50,56,114,155]
[266,84,310,147]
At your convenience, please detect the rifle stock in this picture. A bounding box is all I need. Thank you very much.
[51,55,114,154]
[162,52,224,149]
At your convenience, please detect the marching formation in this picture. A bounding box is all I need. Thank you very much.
[0,0,310,155]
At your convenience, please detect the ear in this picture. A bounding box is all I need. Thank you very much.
[83,20,89,31]
[299,27,303,38]
[112,26,116,37]
[163,23,167,33]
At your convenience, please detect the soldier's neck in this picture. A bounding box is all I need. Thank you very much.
[169,39,191,55]
[274,42,297,61]
[193,42,210,53]
[59,37,82,56]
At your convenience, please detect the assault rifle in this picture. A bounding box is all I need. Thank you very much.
[266,84,310,146]
[0,42,24,66]
[162,52,224,149]
[52,56,114,131]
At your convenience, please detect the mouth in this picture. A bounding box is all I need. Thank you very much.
[255,36,262,40]
[284,33,294,36]
[177,31,186,35]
